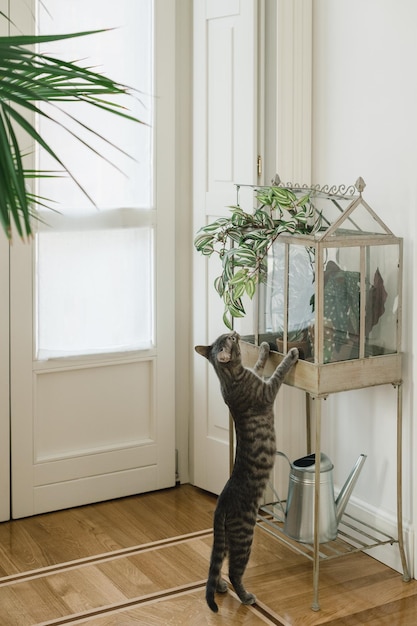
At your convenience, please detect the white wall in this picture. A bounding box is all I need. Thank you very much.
[312,0,417,574]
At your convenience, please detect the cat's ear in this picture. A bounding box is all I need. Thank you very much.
[195,345,210,359]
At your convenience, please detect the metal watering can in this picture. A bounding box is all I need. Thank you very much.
[276,451,367,543]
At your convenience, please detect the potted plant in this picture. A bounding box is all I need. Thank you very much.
[0,28,141,240]
[194,181,322,330]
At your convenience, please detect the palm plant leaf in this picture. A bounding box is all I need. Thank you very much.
[0,30,142,239]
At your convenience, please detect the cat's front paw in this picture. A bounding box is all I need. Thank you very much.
[288,347,299,362]
[259,341,270,356]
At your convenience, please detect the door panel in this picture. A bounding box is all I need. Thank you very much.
[10,0,176,518]
[34,361,155,462]
[10,226,168,518]
[193,0,258,495]
[205,2,258,213]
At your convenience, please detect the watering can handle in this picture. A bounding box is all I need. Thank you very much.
[272,451,291,519]
[276,451,291,465]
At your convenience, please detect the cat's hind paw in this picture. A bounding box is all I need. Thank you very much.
[240,591,256,605]
[216,579,228,593]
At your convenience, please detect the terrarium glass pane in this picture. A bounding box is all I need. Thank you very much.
[260,240,286,341]
[332,202,388,237]
[287,190,389,238]
[287,244,315,358]
[308,192,355,233]
[259,241,315,358]
[365,245,399,355]
[321,248,361,363]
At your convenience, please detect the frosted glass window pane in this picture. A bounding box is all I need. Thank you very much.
[37,0,153,212]
[36,228,154,359]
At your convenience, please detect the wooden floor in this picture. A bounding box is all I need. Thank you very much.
[0,484,416,625]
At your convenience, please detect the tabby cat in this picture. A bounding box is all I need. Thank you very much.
[195,331,298,612]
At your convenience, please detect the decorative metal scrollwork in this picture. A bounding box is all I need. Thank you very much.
[235,175,365,207]
[268,173,361,197]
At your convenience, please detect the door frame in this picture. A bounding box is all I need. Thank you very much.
[0,240,9,522]
[0,0,13,523]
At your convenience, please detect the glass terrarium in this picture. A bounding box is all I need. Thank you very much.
[243,178,403,395]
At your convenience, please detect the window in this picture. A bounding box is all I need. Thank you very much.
[35,0,154,359]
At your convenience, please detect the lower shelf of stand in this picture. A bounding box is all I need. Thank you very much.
[257,502,398,562]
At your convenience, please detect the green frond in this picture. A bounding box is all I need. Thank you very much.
[0,30,142,239]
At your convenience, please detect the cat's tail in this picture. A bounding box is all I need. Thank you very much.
[206,509,227,612]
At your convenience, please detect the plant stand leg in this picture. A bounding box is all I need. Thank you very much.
[396,383,411,582]
[306,392,312,455]
[312,396,321,611]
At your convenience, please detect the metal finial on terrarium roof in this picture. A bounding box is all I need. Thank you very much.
[271,173,281,186]
[355,177,366,193]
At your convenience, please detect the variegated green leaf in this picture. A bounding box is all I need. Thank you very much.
[231,281,245,301]
[228,268,248,285]
[214,275,225,297]
[223,309,233,330]
[245,276,257,299]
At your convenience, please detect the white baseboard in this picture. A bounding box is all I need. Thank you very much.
[345,496,414,579]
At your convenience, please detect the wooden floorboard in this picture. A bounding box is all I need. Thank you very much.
[0,484,415,625]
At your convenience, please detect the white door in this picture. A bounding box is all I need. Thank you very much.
[10,0,176,518]
[192,1,315,499]
[193,0,259,495]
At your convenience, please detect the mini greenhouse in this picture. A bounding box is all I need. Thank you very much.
[242,177,403,395]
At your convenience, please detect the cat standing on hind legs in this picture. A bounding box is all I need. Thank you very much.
[195,331,298,612]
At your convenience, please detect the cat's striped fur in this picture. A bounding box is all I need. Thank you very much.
[195,331,298,612]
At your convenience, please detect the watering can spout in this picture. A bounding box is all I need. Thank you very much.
[335,454,367,524]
